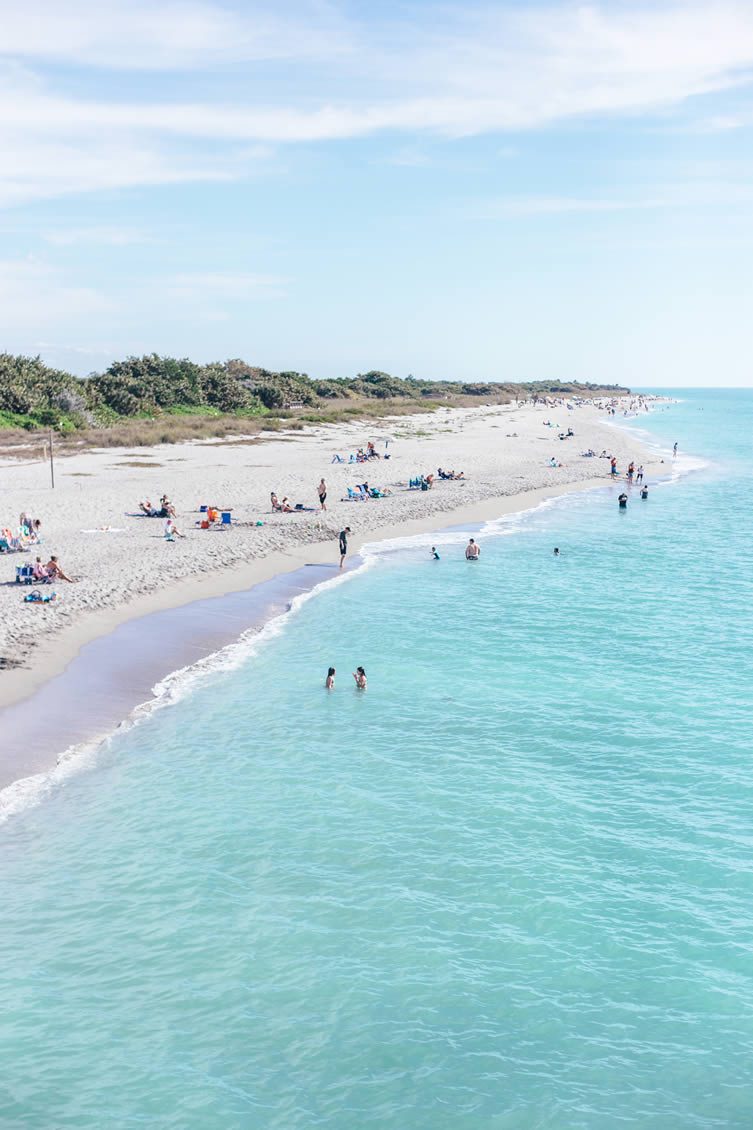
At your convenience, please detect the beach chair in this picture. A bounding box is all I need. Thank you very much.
[346,487,366,501]
[331,454,344,464]
[16,564,34,584]
[221,511,232,527]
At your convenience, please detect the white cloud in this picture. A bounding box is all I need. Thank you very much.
[1,2,753,204]
[0,259,112,332]
[0,0,351,69]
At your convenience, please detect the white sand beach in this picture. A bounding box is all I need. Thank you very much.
[0,396,662,708]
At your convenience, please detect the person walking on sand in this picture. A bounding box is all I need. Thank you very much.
[465,538,480,561]
[339,526,351,569]
[353,666,367,690]
[325,667,336,689]
[673,442,678,457]
[318,478,327,511]
[636,465,644,484]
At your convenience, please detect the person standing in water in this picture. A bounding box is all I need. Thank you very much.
[431,546,440,560]
[640,485,649,499]
[553,547,560,556]
[339,526,351,569]
[353,666,367,690]
[465,538,480,560]
[673,442,678,457]
[318,478,327,511]
[618,492,628,509]
[636,465,644,483]
[325,667,336,689]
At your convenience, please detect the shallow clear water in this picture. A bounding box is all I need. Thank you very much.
[2,390,753,1129]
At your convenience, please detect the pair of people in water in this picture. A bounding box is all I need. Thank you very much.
[427,540,480,561]
[325,666,367,690]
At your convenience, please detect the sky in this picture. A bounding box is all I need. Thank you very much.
[1,0,752,387]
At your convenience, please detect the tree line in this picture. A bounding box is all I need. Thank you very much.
[0,352,627,433]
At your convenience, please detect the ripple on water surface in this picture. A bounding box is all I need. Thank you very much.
[2,392,753,1129]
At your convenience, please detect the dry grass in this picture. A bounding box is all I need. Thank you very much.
[115,461,164,468]
[0,392,530,456]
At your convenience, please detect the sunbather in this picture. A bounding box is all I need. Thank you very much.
[165,518,185,540]
[270,493,282,511]
[280,497,294,512]
[24,590,57,604]
[32,557,50,581]
[139,499,156,516]
[45,556,74,582]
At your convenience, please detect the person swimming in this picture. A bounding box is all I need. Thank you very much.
[325,667,335,689]
[353,666,367,690]
[553,547,560,556]
[431,546,440,560]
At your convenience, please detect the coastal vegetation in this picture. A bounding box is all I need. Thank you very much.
[0,352,628,449]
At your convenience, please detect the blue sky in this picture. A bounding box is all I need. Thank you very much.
[1,0,752,386]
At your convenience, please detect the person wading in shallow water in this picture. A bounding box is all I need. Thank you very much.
[339,526,351,569]
[465,538,480,560]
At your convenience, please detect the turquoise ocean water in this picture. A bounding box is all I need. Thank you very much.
[2,390,753,1129]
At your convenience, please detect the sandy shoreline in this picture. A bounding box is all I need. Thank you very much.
[0,398,664,741]
[0,477,629,796]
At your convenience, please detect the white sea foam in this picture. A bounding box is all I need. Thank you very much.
[0,557,374,825]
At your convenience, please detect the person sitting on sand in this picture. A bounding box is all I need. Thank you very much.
[139,499,156,516]
[353,666,367,690]
[45,555,74,582]
[165,517,185,540]
[326,666,336,690]
[549,457,561,468]
[32,556,50,581]
[160,495,176,518]
[465,538,480,560]
[270,492,282,511]
[280,497,293,512]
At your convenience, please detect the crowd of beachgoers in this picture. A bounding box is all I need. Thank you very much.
[0,394,665,687]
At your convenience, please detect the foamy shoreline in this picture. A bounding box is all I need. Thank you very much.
[0,398,663,726]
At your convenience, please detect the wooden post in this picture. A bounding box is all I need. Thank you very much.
[49,428,55,489]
